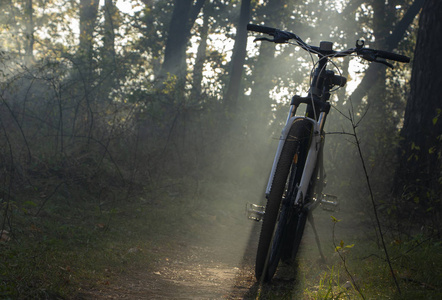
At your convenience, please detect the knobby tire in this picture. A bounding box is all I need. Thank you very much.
[255,119,312,282]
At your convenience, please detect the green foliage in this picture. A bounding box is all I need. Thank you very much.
[432,108,441,126]
[335,240,355,252]
[331,216,340,223]
[298,234,442,299]
[304,266,350,300]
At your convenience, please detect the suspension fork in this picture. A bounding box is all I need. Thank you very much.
[288,102,329,207]
[303,133,325,210]
[265,116,318,197]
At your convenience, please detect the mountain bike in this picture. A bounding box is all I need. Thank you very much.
[245,23,410,283]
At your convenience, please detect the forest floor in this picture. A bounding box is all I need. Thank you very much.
[74,181,364,300]
[69,177,442,300]
[2,178,441,299]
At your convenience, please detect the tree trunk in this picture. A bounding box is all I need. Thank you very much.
[249,0,285,121]
[79,0,100,84]
[395,0,442,204]
[77,0,99,139]
[160,0,205,95]
[103,0,117,68]
[223,0,252,114]
[24,0,34,62]
[160,0,192,87]
[101,0,118,98]
[360,0,388,111]
[349,0,424,108]
[191,3,209,102]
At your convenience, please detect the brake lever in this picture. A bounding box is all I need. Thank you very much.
[361,54,394,68]
[360,52,394,68]
[254,37,275,43]
[254,30,294,44]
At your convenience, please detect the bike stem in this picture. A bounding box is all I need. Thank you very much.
[288,55,333,134]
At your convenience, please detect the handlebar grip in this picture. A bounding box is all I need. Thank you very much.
[376,50,410,63]
[247,24,277,35]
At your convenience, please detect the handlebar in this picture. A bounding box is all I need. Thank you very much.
[364,49,410,63]
[247,23,410,65]
[247,24,278,35]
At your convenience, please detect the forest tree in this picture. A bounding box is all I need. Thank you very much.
[395,0,442,219]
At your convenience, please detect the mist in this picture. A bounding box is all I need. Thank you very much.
[1,0,440,298]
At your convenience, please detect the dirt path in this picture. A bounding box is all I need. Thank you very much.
[80,211,263,299]
[81,245,257,299]
[77,198,350,299]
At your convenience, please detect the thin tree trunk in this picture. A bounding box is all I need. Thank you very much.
[79,0,100,84]
[24,0,34,62]
[223,0,252,114]
[191,3,209,101]
[78,0,99,139]
[102,0,118,97]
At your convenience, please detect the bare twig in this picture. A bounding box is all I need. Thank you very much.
[326,131,354,136]
[0,94,32,162]
[0,119,15,236]
[347,102,402,295]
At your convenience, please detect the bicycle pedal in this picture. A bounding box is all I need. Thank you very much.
[246,203,265,222]
[320,194,339,212]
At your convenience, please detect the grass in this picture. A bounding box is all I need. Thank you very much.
[294,223,442,299]
[242,206,442,300]
[0,179,198,298]
[2,210,135,297]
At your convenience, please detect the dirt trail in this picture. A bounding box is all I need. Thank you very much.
[77,197,351,299]
[80,211,262,299]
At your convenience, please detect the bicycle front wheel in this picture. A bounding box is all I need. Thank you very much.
[255,118,312,282]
